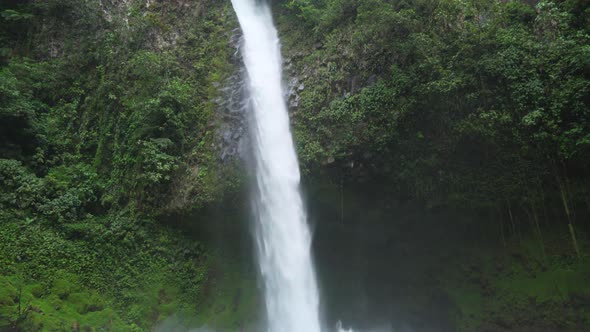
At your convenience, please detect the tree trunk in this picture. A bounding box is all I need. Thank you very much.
[558,176,581,257]
[507,199,520,241]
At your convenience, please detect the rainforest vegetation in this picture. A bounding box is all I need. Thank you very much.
[0,0,589,331]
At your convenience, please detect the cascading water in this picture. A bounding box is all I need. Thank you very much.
[230,0,322,331]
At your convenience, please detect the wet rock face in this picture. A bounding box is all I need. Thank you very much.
[284,55,308,115]
[287,75,302,109]
[216,29,307,164]
[217,29,251,164]
[98,0,203,50]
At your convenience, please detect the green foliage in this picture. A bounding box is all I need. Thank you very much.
[0,210,213,331]
[0,159,98,221]
[0,0,237,215]
[0,10,33,22]
[296,81,398,165]
[0,1,243,331]
[280,11,590,327]
[38,163,98,222]
[285,0,324,26]
[0,159,42,210]
[442,234,590,331]
[282,0,590,213]
[0,273,133,331]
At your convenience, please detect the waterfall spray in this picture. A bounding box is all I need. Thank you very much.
[230,0,322,331]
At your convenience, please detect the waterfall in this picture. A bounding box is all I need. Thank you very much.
[230,1,322,331]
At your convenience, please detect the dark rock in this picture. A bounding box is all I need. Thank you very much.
[322,156,335,165]
[366,74,378,86]
[215,29,251,163]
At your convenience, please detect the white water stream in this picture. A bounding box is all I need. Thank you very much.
[230,0,323,331]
